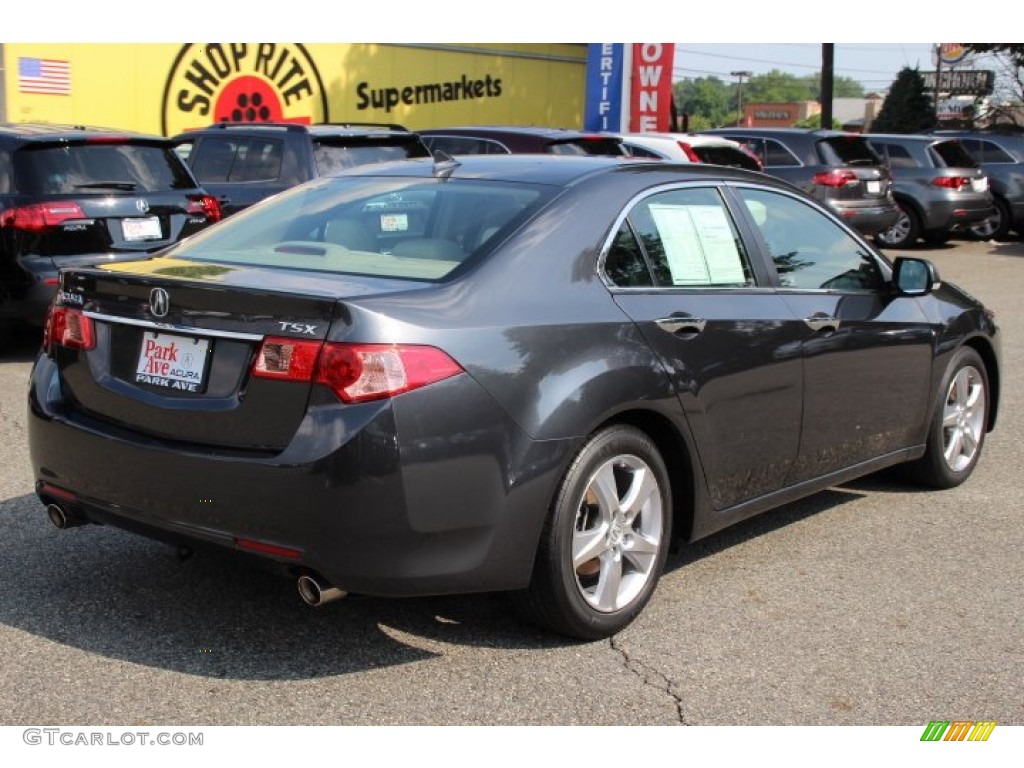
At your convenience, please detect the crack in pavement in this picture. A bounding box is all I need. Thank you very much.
[610,636,689,725]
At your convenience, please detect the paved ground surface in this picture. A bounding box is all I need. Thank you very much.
[0,238,1021,726]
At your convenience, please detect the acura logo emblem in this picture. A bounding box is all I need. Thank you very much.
[136,199,150,214]
[150,287,170,318]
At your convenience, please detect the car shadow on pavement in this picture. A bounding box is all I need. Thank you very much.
[989,239,1024,257]
[0,325,43,362]
[0,492,573,681]
[661,467,938,578]
[0,470,929,676]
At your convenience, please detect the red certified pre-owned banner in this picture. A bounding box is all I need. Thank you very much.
[629,43,675,132]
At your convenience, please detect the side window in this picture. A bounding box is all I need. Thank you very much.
[734,137,765,165]
[423,136,509,156]
[979,140,1014,164]
[603,222,654,287]
[880,143,917,169]
[191,137,243,182]
[0,149,12,193]
[238,138,283,181]
[622,187,755,288]
[738,188,883,292]
[623,143,664,159]
[764,140,800,167]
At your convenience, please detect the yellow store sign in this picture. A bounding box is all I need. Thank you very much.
[1,43,587,136]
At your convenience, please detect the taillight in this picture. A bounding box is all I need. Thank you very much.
[250,339,463,403]
[252,338,322,380]
[0,202,86,233]
[931,176,971,191]
[675,142,702,163]
[812,169,858,188]
[187,194,223,222]
[44,305,95,353]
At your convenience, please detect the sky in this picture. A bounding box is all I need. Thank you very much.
[673,44,941,92]
[5,1,999,96]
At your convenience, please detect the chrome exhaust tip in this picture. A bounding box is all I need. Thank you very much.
[46,503,86,530]
[297,574,347,607]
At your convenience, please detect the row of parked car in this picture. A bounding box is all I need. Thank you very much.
[177,121,1020,251]
[0,119,1019,346]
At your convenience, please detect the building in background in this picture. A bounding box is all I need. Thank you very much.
[0,43,588,135]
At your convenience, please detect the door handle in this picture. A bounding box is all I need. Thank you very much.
[804,314,840,333]
[655,316,707,335]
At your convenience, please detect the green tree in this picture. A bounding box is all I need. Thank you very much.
[794,114,841,129]
[745,70,814,103]
[871,67,935,133]
[673,77,732,127]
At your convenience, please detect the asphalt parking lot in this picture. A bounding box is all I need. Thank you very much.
[0,237,1021,726]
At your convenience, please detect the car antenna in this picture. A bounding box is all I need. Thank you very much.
[432,151,460,180]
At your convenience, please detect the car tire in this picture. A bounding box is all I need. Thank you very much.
[904,347,989,489]
[968,196,1012,242]
[514,425,672,640]
[874,203,920,249]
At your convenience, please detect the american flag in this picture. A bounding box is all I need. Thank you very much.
[18,57,71,96]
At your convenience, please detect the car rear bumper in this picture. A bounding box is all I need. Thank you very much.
[919,197,995,232]
[27,353,568,597]
[828,201,901,235]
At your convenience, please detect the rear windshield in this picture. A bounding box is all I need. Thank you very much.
[692,146,761,171]
[13,142,196,194]
[164,176,555,281]
[546,138,626,156]
[930,140,979,168]
[817,137,883,167]
[313,137,430,175]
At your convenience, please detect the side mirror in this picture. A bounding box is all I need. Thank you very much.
[893,257,940,296]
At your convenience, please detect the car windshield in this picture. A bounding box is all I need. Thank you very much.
[546,138,626,156]
[313,137,430,175]
[13,142,196,194]
[931,140,979,168]
[691,146,761,171]
[817,137,883,166]
[164,176,555,281]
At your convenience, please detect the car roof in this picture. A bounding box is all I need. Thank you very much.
[418,126,611,139]
[172,122,416,139]
[707,127,860,139]
[323,153,774,188]
[0,122,169,143]
[619,132,740,146]
[863,133,948,143]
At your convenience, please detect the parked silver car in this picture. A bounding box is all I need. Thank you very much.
[701,128,900,236]
[865,134,995,248]
[933,131,1024,241]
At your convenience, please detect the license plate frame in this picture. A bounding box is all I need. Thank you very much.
[123,216,162,241]
[134,331,210,394]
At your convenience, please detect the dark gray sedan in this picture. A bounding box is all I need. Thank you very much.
[28,155,1001,640]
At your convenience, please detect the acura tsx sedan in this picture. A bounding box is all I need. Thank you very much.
[28,155,1001,640]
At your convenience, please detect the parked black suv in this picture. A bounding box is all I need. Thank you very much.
[173,123,431,217]
[0,123,222,345]
[930,131,1024,241]
[701,128,900,236]
[418,126,628,156]
[864,134,994,248]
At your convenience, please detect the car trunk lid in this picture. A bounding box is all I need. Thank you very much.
[51,259,422,451]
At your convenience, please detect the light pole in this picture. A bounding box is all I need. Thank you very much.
[731,70,752,126]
